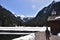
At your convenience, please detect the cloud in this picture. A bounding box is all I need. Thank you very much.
[55,0,60,2]
[32,5,36,9]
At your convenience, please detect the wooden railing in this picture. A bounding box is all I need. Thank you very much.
[0,27,50,34]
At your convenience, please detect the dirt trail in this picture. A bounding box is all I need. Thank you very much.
[35,32,60,40]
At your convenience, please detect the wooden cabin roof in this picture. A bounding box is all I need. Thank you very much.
[47,16,60,21]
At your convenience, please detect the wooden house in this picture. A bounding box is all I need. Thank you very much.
[47,16,60,35]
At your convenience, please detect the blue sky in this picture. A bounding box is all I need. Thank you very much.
[0,0,60,17]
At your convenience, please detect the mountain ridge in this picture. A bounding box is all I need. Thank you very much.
[22,1,60,26]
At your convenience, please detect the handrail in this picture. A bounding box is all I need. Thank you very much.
[0,27,50,31]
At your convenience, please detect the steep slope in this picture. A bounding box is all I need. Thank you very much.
[0,5,22,26]
[23,1,60,26]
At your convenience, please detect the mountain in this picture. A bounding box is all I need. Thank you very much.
[0,1,60,27]
[23,1,60,26]
[0,5,22,26]
[22,17,34,22]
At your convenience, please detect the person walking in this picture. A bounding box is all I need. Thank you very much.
[45,27,50,40]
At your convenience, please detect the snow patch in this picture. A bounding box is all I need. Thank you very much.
[57,33,60,36]
[55,16,60,19]
[12,33,35,40]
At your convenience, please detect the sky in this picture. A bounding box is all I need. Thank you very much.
[0,0,60,17]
